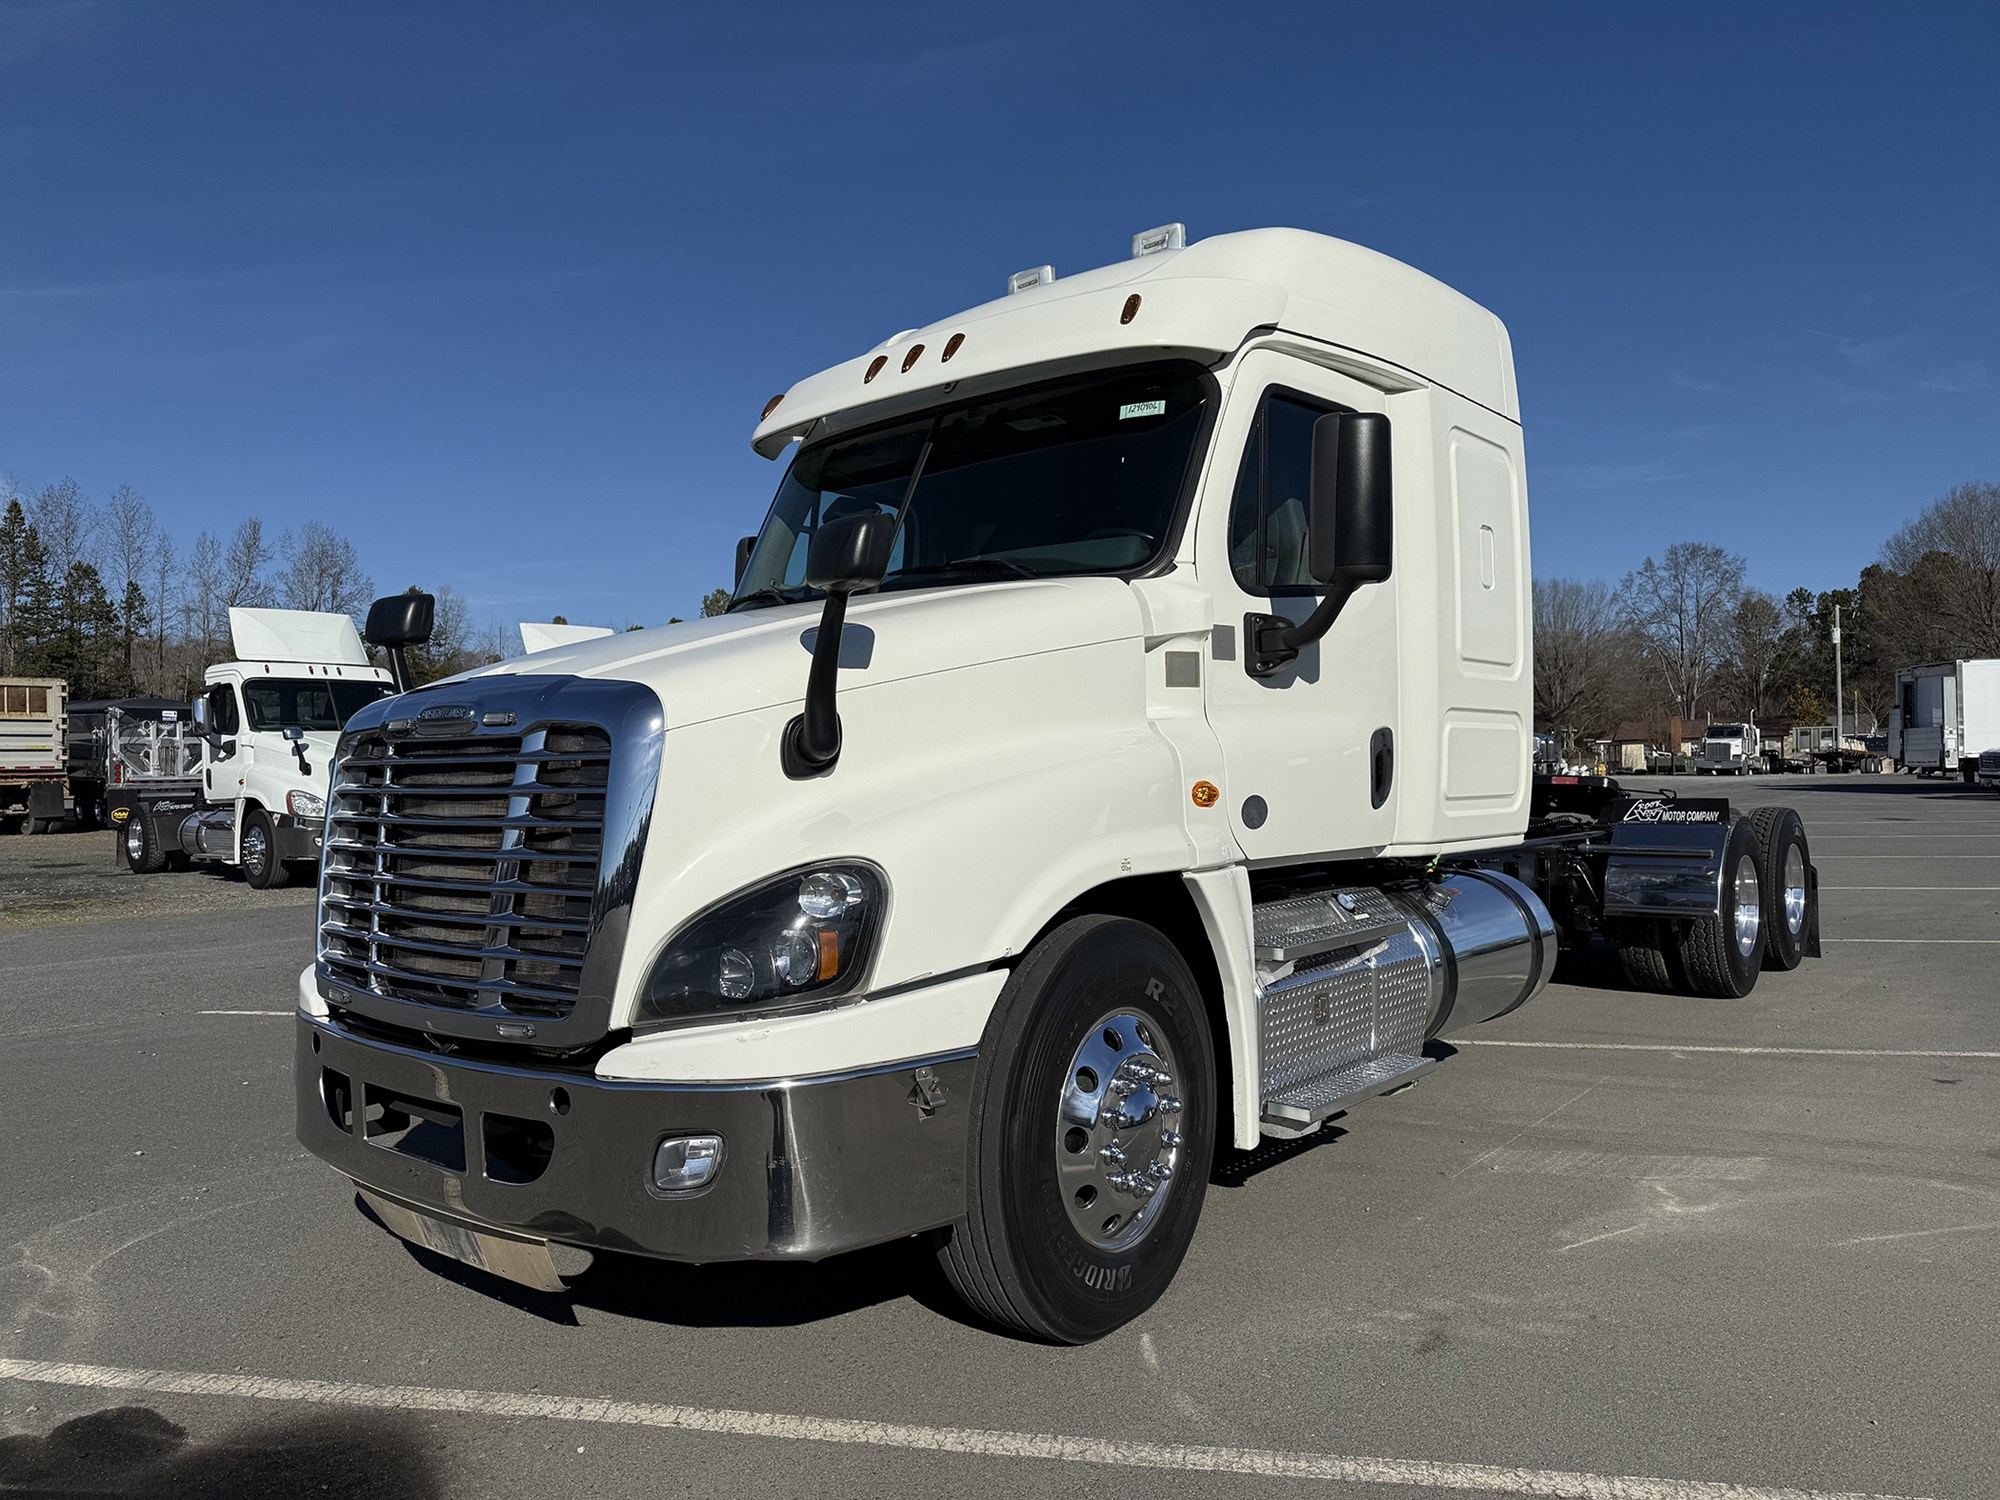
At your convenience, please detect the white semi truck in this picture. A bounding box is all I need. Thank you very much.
[113,605,410,886]
[1697,721,1760,775]
[1888,659,2000,781]
[295,227,1823,1341]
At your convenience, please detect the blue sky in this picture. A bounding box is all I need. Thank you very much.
[2,1,1995,628]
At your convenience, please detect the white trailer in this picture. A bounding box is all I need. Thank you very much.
[1888,659,2000,780]
[293,226,1823,1341]
[112,606,410,886]
[0,677,69,833]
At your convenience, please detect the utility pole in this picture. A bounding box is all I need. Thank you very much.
[1833,603,1844,743]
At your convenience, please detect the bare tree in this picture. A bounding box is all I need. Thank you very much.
[221,517,273,611]
[184,531,225,659]
[103,484,157,689]
[150,531,178,687]
[1533,577,1628,752]
[277,520,372,617]
[31,476,96,580]
[1718,589,1787,720]
[1619,542,1746,720]
[1879,481,2000,657]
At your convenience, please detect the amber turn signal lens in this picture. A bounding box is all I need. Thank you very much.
[817,929,841,981]
[865,355,888,383]
[1121,294,1141,325]
[1191,781,1220,808]
[760,393,785,420]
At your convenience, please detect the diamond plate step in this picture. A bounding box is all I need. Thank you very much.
[1261,1052,1435,1127]
[1253,890,1410,964]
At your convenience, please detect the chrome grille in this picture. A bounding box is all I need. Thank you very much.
[321,725,611,1020]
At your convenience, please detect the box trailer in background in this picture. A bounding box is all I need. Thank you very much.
[1,677,70,833]
[1888,659,2000,780]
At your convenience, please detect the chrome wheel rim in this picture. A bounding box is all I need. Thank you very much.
[1055,1011,1185,1252]
[1732,852,1762,958]
[1783,843,1807,934]
[243,823,268,878]
[126,822,144,863]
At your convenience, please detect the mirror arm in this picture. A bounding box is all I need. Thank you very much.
[1243,579,1364,678]
[782,590,849,778]
[383,646,414,694]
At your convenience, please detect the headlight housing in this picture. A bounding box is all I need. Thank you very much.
[638,863,885,1027]
[288,790,326,820]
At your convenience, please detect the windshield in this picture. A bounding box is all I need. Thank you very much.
[243,678,392,732]
[734,362,1211,607]
[1707,725,1746,738]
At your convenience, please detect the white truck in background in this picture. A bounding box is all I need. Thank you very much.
[1697,721,1760,775]
[0,677,70,833]
[112,605,418,886]
[1888,659,2000,781]
[294,226,1824,1341]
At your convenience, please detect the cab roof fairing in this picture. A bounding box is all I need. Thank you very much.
[749,228,1518,460]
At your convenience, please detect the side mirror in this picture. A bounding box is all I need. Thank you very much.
[783,511,899,778]
[804,511,897,593]
[282,727,304,742]
[1307,411,1393,586]
[364,592,436,693]
[734,535,757,588]
[1246,412,1393,677]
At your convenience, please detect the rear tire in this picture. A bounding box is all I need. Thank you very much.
[1749,806,1811,971]
[241,807,289,889]
[124,813,168,874]
[1610,918,1677,992]
[1674,816,1766,997]
[938,914,1215,1343]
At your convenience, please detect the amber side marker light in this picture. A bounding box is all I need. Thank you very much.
[761,393,785,420]
[1121,294,1142,325]
[816,929,841,981]
[1191,781,1220,808]
[865,355,888,383]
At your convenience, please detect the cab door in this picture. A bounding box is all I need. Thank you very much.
[1197,351,1400,861]
[201,682,244,804]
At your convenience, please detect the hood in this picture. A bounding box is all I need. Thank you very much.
[452,577,1146,727]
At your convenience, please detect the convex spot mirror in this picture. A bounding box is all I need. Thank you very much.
[1307,411,1393,586]
[805,511,897,594]
[364,592,436,650]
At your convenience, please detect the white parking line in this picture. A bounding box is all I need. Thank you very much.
[1823,938,2000,945]
[1462,1041,2000,1059]
[196,1009,292,1016]
[0,1358,1930,1500]
[1822,886,2000,891]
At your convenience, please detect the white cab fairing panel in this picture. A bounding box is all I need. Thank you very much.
[605,632,1196,1030]
[228,608,369,667]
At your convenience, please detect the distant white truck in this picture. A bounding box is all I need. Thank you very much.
[111,604,421,886]
[1888,659,2000,781]
[1697,721,1759,775]
[0,677,69,833]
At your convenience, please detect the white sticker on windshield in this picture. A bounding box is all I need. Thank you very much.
[1118,400,1166,420]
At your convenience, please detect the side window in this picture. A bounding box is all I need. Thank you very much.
[1227,390,1340,594]
[208,684,240,736]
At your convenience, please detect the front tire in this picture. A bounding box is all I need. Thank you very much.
[939,915,1215,1343]
[241,808,289,889]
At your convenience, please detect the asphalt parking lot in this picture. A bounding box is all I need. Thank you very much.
[2,775,1995,1500]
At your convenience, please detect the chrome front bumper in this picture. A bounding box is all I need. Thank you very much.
[295,1015,974,1263]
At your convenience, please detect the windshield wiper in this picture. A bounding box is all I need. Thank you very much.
[891,556,1038,582]
[726,586,814,613]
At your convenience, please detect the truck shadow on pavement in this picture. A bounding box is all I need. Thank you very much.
[0,1402,438,1499]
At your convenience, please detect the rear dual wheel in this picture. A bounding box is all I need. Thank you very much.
[1748,806,1812,971]
[939,915,1215,1343]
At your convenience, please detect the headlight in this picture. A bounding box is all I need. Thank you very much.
[288,791,326,820]
[639,863,884,1026]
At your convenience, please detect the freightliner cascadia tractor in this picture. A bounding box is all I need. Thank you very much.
[295,226,1821,1341]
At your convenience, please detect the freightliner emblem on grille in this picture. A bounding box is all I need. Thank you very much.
[417,703,474,721]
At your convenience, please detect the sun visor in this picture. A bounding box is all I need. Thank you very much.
[228,607,370,666]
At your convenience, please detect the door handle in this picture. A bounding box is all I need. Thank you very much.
[1370,727,1394,810]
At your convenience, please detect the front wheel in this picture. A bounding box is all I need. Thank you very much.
[241,808,290,889]
[938,914,1215,1343]
[124,813,168,874]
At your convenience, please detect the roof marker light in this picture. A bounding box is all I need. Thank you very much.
[1131,222,1185,257]
[942,332,964,362]
[761,393,785,420]
[864,355,888,383]
[1121,294,1141,325]
[1007,265,1054,296]
[901,342,925,372]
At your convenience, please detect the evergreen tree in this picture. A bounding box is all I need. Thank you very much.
[8,521,59,677]
[0,498,27,672]
[120,579,152,694]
